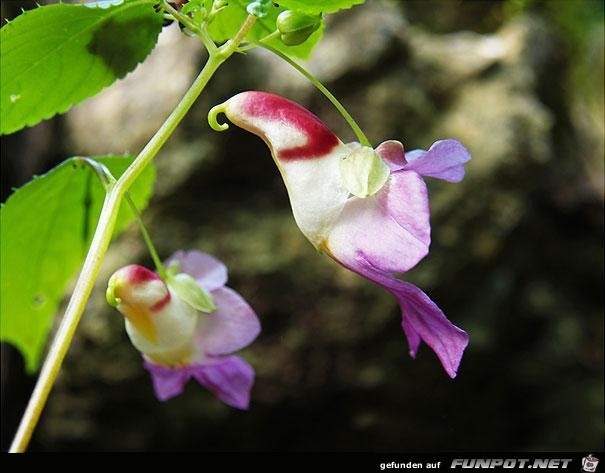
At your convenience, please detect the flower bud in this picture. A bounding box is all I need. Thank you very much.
[276,10,322,46]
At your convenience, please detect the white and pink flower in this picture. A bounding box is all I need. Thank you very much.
[107,250,260,409]
[210,91,471,378]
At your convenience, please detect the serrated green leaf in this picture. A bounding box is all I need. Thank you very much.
[0,156,155,372]
[207,0,323,59]
[276,0,365,15]
[167,273,216,313]
[0,0,163,135]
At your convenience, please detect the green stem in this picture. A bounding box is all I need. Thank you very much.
[9,14,257,453]
[115,57,222,193]
[74,157,116,191]
[208,0,228,23]
[162,0,218,55]
[257,41,372,147]
[9,190,119,453]
[74,157,165,278]
[237,30,280,52]
[124,194,167,280]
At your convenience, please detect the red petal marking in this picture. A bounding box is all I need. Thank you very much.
[241,92,340,161]
[123,265,169,312]
[150,291,171,312]
[126,265,161,285]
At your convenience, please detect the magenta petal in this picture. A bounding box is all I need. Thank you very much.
[394,281,469,378]
[197,287,261,356]
[166,250,228,291]
[401,316,421,359]
[403,139,471,183]
[333,255,468,378]
[143,360,190,401]
[191,356,254,410]
[328,169,431,274]
[144,357,255,409]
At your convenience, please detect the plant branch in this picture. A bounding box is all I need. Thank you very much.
[75,157,167,279]
[9,14,257,453]
[9,190,118,453]
[162,0,218,55]
[218,14,256,59]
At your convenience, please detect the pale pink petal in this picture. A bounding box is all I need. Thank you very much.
[191,356,254,410]
[196,287,261,356]
[403,139,471,183]
[327,169,431,274]
[166,250,228,291]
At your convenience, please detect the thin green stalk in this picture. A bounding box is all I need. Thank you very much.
[9,14,257,453]
[257,41,372,147]
[208,0,228,23]
[237,30,280,52]
[124,193,167,280]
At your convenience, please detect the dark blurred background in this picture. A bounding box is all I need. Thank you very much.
[1,0,603,452]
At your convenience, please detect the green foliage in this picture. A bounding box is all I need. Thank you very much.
[0,0,163,135]
[276,0,365,15]
[0,156,156,372]
[207,0,324,59]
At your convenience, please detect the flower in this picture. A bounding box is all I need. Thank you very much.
[209,91,471,377]
[106,250,261,409]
